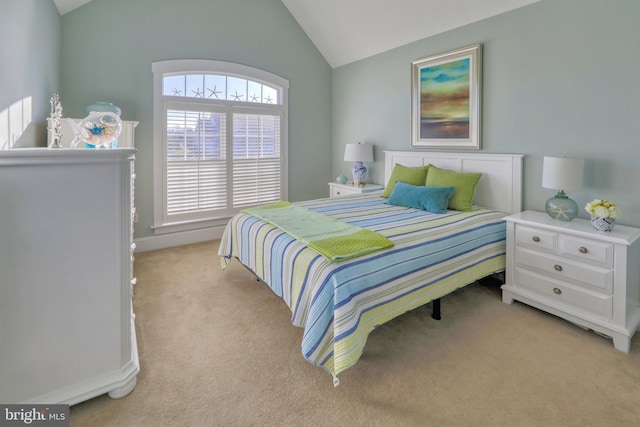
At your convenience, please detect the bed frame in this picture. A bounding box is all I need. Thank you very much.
[384,151,524,215]
[384,151,524,319]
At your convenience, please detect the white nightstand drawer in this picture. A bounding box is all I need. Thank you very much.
[331,186,355,197]
[516,225,557,252]
[516,269,613,319]
[558,235,613,268]
[328,182,383,198]
[515,247,612,293]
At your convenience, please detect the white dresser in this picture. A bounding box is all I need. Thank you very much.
[0,148,139,405]
[502,210,640,352]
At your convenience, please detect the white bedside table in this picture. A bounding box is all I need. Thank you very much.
[502,210,640,352]
[328,182,384,198]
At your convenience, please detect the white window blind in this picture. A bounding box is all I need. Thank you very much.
[153,60,289,234]
[232,112,281,208]
[165,108,227,218]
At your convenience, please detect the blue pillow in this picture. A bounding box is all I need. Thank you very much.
[386,181,455,214]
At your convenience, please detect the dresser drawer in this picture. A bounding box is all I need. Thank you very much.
[515,225,557,253]
[515,247,612,293]
[516,268,613,319]
[558,235,613,268]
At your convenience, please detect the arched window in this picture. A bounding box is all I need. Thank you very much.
[152,60,288,234]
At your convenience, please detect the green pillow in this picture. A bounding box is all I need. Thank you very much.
[425,165,482,211]
[381,163,429,198]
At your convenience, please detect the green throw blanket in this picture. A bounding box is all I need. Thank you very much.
[242,201,394,262]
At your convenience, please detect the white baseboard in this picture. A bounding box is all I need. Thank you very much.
[133,225,225,252]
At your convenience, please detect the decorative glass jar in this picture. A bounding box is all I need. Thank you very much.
[83,102,122,148]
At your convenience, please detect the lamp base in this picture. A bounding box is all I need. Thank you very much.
[351,161,367,187]
[545,192,578,221]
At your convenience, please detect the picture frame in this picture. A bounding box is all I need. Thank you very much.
[411,44,482,149]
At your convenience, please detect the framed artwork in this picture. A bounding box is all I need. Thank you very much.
[411,44,482,149]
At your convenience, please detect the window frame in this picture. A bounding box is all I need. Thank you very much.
[151,59,289,235]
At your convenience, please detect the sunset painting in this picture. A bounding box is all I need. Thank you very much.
[419,58,470,139]
[411,44,481,149]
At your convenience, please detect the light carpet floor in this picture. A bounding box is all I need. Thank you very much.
[70,240,640,426]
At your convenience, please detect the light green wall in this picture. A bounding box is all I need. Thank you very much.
[333,0,640,227]
[6,0,638,231]
[0,0,60,148]
[60,0,332,238]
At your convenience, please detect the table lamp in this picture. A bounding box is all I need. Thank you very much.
[542,156,584,221]
[344,143,374,186]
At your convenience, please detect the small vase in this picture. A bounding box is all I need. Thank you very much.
[336,174,348,185]
[591,216,615,231]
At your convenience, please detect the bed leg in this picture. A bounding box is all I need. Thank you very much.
[431,298,441,320]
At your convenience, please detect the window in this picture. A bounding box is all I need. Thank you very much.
[152,60,288,234]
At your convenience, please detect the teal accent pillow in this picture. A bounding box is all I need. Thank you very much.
[425,165,482,211]
[386,181,455,214]
[381,163,429,198]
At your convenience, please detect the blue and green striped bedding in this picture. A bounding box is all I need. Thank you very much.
[219,194,507,384]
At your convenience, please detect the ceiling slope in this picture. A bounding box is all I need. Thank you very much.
[53,0,540,68]
[52,0,92,15]
[281,0,540,67]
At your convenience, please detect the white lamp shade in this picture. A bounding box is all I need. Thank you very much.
[344,143,374,162]
[542,156,584,191]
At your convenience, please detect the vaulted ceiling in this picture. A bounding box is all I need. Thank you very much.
[53,0,540,68]
[52,0,92,15]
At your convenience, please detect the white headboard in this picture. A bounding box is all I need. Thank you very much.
[384,151,524,214]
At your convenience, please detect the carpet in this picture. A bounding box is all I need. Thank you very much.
[69,240,640,426]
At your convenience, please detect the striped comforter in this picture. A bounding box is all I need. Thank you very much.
[219,194,507,384]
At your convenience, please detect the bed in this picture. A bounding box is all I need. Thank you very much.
[219,151,523,384]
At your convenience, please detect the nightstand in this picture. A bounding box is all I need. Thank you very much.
[328,182,384,198]
[502,210,640,352]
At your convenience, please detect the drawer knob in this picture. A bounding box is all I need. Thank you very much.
[532,236,540,242]
[554,264,563,272]
[553,287,562,295]
[579,246,588,254]
[336,191,341,195]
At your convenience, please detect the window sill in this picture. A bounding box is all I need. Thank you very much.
[151,217,231,235]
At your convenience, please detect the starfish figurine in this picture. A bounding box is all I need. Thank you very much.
[207,86,222,99]
[549,206,573,220]
[89,124,106,135]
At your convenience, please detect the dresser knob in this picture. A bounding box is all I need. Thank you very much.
[554,264,563,272]
[532,236,540,242]
[579,246,588,254]
[553,287,562,295]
